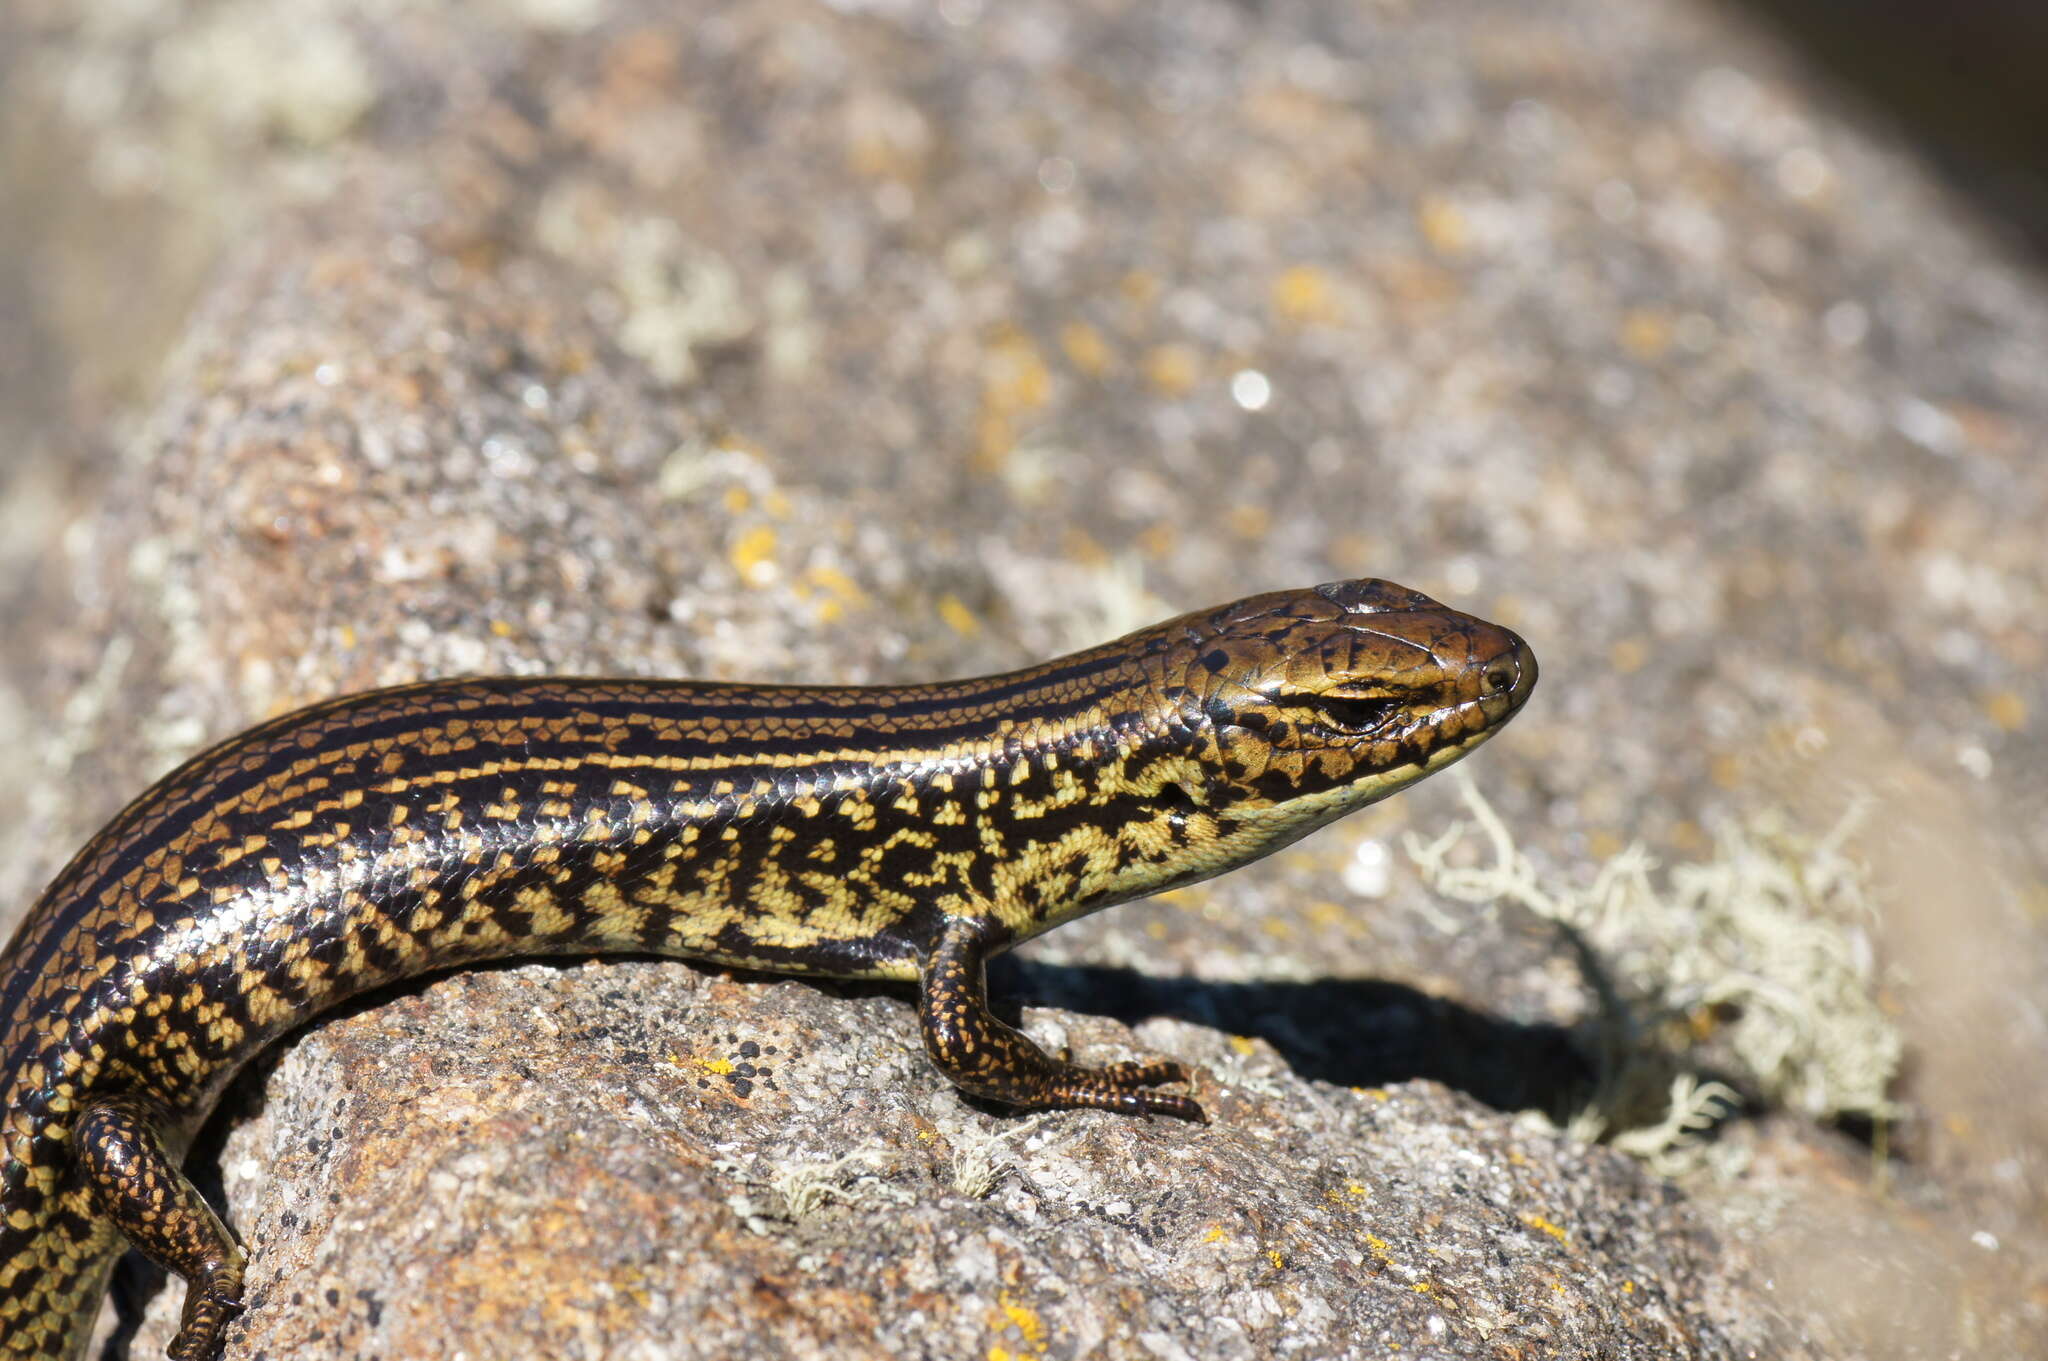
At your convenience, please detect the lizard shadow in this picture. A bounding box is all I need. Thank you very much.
[989,957,1596,1122]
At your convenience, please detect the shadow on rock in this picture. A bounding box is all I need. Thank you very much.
[994,957,1595,1123]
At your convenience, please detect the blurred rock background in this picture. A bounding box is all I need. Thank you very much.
[2,1,2043,1357]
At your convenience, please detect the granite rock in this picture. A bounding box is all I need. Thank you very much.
[2,0,2044,1357]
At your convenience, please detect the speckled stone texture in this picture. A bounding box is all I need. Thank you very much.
[3,0,2045,1358]
[135,965,1753,1360]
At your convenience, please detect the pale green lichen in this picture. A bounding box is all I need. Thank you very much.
[771,1147,917,1218]
[153,0,378,147]
[1408,769,1902,1172]
[609,218,756,386]
[949,1114,1050,1199]
[1603,1074,1746,1178]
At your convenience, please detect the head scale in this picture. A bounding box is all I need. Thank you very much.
[1150,578,1536,819]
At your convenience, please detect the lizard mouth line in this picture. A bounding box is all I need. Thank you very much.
[1409,706,1511,773]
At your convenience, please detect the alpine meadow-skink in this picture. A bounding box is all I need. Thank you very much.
[0,578,1536,1360]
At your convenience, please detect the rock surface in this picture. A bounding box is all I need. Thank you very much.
[2,0,2044,1357]
[146,964,1754,1360]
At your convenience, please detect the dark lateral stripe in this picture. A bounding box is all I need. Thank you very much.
[2,695,575,1018]
[57,640,1140,885]
[529,646,1141,722]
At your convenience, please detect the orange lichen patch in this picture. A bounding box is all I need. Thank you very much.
[1141,343,1201,397]
[1134,521,1175,559]
[984,329,1052,410]
[1304,900,1346,928]
[1224,503,1271,539]
[1984,690,2027,731]
[713,430,769,460]
[1061,527,1108,565]
[1521,1212,1571,1248]
[1271,265,1341,325]
[1667,819,1708,856]
[1228,1035,1258,1056]
[728,525,777,584]
[937,594,980,637]
[986,1290,1048,1358]
[1622,309,1673,360]
[976,327,1054,470]
[1202,1225,1228,1244]
[1059,321,1114,377]
[1324,1180,1370,1206]
[1364,1233,1395,1266]
[805,564,867,606]
[974,414,1012,472]
[797,563,869,624]
[1417,195,1468,255]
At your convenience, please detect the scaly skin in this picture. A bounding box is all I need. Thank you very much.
[0,578,1535,1359]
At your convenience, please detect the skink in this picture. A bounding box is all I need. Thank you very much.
[0,578,1535,1360]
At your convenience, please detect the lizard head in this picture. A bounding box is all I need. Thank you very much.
[1155,578,1536,818]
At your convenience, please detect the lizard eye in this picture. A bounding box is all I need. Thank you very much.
[1315,694,1400,731]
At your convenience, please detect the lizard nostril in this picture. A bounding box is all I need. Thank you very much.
[1484,667,1513,694]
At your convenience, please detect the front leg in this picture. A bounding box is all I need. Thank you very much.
[919,915,1205,1121]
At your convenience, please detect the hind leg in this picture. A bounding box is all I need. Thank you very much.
[75,1098,244,1361]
